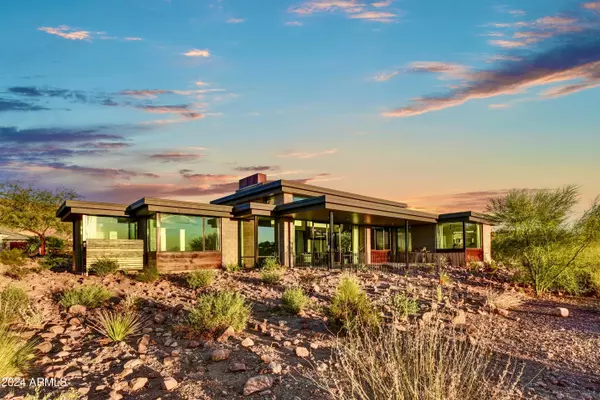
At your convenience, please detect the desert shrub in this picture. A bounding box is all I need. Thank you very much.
[0,326,36,378]
[261,268,282,285]
[281,287,310,314]
[315,318,522,400]
[485,291,524,311]
[0,248,26,267]
[26,236,67,256]
[60,285,111,309]
[24,387,81,400]
[0,286,29,325]
[90,310,144,342]
[121,294,141,310]
[136,265,159,283]
[589,269,600,297]
[21,305,46,327]
[223,263,241,272]
[38,254,72,270]
[260,256,280,270]
[89,257,119,277]
[187,270,215,289]
[329,275,379,332]
[4,266,32,280]
[435,285,443,303]
[390,293,419,319]
[439,271,453,286]
[186,291,251,335]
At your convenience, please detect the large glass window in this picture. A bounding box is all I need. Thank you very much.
[465,223,482,248]
[371,228,391,250]
[257,217,276,257]
[85,216,136,240]
[437,222,464,250]
[240,218,256,267]
[159,214,220,252]
[397,226,413,253]
[147,215,157,251]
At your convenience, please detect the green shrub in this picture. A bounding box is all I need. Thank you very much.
[90,310,144,342]
[186,291,251,335]
[89,257,119,277]
[4,266,31,280]
[0,249,26,267]
[187,270,215,289]
[136,265,159,283]
[329,275,379,332]
[590,269,600,297]
[0,286,29,326]
[38,254,72,270]
[223,263,241,272]
[390,293,419,319]
[261,269,282,285]
[60,285,111,309]
[0,326,36,378]
[281,287,310,314]
[261,256,280,270]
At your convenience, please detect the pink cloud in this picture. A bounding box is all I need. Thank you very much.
[183,49,211,57]
[372,70,398,82]
[583,2,600,10]
[349,11,396,22]
[371,0,392,7]
[277,148,338,159]
[38,26,90,41]
[488,39,528,48]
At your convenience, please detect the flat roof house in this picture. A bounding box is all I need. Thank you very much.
[57,173,493,274]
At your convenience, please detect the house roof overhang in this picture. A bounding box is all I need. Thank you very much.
[56,200,129,222]
[274,195,438,226]
[232,202,276,218]
[127,197,233,218]
[211,179,409,209]
[438,211,494,225]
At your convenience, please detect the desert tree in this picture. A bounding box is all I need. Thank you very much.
[0,181,80,256]
[486,185,600,295]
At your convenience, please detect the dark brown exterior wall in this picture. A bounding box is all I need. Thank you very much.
[411,225,436,251]
[155,251,222,273]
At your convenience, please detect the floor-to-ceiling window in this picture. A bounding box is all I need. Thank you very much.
[436,222,464,250]
[239,218,256,268]
[158,213,221,252]
[465,223,482,248]
[257,217,276,260]
[85,216,137,240]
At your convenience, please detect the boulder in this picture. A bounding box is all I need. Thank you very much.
[243,375,274,396]
[451,310,466,326]
[555,308,569,318]
[163,377,178,391]
[68,305,87,315]
[211,348,231,362]
[130,377,148,391]
[295,347,309,358]
[229,362,247,372]
[241,338,255,348]
[217,326,236,343]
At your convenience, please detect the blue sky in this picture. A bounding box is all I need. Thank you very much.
[1,0,599,212]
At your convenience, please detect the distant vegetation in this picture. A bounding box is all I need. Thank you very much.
[487,185,600,295]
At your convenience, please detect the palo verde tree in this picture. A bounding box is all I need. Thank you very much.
[486,185,600,295]
[0,181,80,256]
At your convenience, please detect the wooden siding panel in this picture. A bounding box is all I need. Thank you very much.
[85,239,144,271]
[156,251,222,273]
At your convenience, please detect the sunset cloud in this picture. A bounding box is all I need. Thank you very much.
[285,21,304,26]
[183,49,211,57]
[38,26,91,40]
[350,11,396,22]
[124,37,143,41]
[583,2,600,10]
[234,165,280,172]
[149,152,205,163]
[227,18,245,23]
[383,23,600,118]
[120,89,170,99]
[371,0,392,8]
[372,70,398,82]
[289,0,397,22]
[277,149,338,159]
[489,39,527,48]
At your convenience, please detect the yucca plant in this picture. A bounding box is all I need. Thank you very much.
[90,310,144,342]
[0,286,29,326]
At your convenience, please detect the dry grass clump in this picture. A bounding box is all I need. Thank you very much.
[0,248,27,267]
[0,326,36,378]
[90,310,144,342]
[485,290,525,311]
[315,317,522,400]
[186,291,251,335]
[390,293,419,319]
[187,269,216,289]
[60,285,112,309]
[281,287,310,314]
[0,285,29,326]
[329,275,380,332]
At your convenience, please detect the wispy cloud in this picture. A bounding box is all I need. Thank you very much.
[183,49,211,57]
[409,61,472,80]
[120,89,170,99]
[234,165,280,172]
[489,39,528,48]
[149,152,205,163]
[0,98,49,113]
[277,148,338,159]
[406,190,515,213]
[195,81,209,86]
[124,37,143,41]
[20,162,160,180]
[179,170,239,184]
[289,0,397,23]
[349,11,396,22]
[227,18,245,23]
[38,26,90,40]
[285,21,304,26]
[488,103,510,109]
[372,70,398,81]
[383,12,600,118]
[583,2,600,10]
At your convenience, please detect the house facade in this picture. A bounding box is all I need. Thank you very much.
[57,173,493,274]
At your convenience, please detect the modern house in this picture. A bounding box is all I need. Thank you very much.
[57,173,493,274]
[0,227,30,252]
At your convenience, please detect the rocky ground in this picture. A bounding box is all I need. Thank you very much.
[1,264,599,400]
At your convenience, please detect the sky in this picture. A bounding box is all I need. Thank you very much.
[1,0,599,214]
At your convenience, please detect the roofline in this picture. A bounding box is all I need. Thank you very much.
[211,179,409,209]
[127,197,233,218]
[57,200,129,220]
[438,211,494,225]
